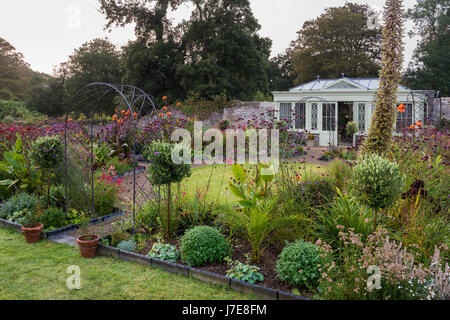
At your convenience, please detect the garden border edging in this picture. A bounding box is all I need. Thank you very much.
[96,243,311,301]
[0,210,125,239]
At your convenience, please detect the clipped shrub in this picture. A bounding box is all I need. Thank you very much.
[180,226,231,267]
[117,239,137,252]
[0,192,37,220]
[148,242,180,263]
[39,207,66,230]
[351,154,404,210]
[30,136,64,170]
[276,240,322,287]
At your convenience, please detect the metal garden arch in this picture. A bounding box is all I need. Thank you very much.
[64,83,158,234]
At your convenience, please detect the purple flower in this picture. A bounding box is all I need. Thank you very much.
[154,152,160,155]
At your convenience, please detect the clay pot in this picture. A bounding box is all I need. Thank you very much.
[22,223,43,243]
[76,235,99,258]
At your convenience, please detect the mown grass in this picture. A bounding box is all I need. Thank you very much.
[178,163,327,204]
[0,228,255,300]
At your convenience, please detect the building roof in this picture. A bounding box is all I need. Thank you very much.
[289,77,411,92]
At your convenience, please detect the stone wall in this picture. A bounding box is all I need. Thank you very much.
[431,97,450,122]
[222,101,276,125]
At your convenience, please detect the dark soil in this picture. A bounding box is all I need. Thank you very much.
[134,235,314,298]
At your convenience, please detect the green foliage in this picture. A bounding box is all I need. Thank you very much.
[30,136,64,170]
[93,178,119,217]
[350,154,404,210]
[329,159,352,191]
[225,255,264,284]
[39,207,66,230]
[94,143,114,168]
[276,240,322,287]
[346,122,358,136]
[145,142,191,186]
[148,242,180,263]
[315,190,373,248]
[0,192,37,220]
[223,164,301,262]
[179,196,217,233]
[117,239,137,252]
[362,0,404,155]
[403,0,449,96]
[110,231,131,247]
[0,38,45,102]
[106,156,133,175]
[291,3,381,84]
[294,175,336,210]
[0,100,46,123]
[180,226,232,267]
[43,184,66,209]
[0,134,43,192]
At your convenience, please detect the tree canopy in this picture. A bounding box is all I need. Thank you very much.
[290,3,382,85]
[403,0,450,96]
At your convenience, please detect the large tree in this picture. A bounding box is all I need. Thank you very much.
[267,50,296,92]
[403,0,450,96]
[177,0,272,100]
[99,0,272,101]
[290,3,382,84]
[0,38,34,101]
[65,38,123,96]
[363,0,405,156]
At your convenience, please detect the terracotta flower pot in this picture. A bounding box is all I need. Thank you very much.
[22,223,43,243]
[76,235,99,258]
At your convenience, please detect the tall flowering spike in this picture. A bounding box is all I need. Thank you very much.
[362,0,404,156]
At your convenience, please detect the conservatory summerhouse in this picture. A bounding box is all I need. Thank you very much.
[271,77,427,147]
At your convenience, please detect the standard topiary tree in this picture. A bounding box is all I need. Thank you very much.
[276,240,322,287]
[30,136,64,204]
[350,153,404,231]
[362,0,404,156]
[144,142,191,239]
[180,226,232,267]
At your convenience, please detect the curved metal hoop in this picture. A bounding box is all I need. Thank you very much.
[64,83,158,235]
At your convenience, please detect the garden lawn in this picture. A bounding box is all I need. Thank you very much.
[0,228,255,300]
[179,163,327,204]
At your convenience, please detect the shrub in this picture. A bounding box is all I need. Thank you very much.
[315,191,373,248]
[276,240,322,287]
[39,207,66,230]
[148,242,179,263]
[94,143,114,168]
[295,176,336,209]
[180,226,231,267]
[106,156,133,175]
[350,154,404,229]
[45,184,66,209]
[225,256,264,284]
[0,192,37,220]
[329,159,352,191]
[110,230,131,247]
[30,136,64,170]
[117,239,136,252]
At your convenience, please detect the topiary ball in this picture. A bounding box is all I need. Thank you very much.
[30,136,64,170]
[180,226,232,267]
[276,240,322,287]
[350,153,404,210]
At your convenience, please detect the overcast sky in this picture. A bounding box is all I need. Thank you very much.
[0,0,419,75]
